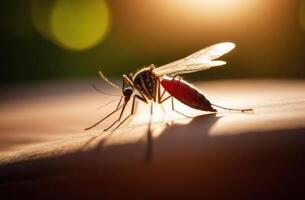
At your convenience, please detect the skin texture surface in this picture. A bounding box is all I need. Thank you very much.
[0,79,305,199]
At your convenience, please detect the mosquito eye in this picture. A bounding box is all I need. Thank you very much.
[123,87,133,96]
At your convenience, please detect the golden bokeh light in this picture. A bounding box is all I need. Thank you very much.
[31,0,110,51]
[51,0,110,50]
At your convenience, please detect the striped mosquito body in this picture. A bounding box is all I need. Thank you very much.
[86,42,253,131]
[133,66,158,101]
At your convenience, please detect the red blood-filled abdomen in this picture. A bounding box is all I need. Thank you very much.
[160,76,216,112]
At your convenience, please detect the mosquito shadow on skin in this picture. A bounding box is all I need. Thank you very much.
[78,130,113,153]
[145,116,153,163]
[162,112,220,137]
[145,112,221,163]
[78,112,221,164]
[79,133,99,151]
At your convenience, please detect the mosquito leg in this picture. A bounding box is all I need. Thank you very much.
[159,95,171,103]
[108,111,131,131]
[85,103,124,131]
[158,75,179,101]
[150,100,153,116]
[115,96,123,109]
[110,95,147,131]
[104,103,128,131]
[155,79,170,123]
[160,94,192,118]
[153,77,158,102]
[159,103,170,124]
[158,94,192,118]
[171,97,192,118]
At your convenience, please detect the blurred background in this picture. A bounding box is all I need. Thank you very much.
[0,0,305,87]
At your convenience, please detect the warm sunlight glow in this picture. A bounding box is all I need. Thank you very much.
[299,0,305,32]
[171,0,254,19]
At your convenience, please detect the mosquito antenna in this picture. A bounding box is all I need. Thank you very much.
[99,70,121,91]
[92,84,121,97]
[96,98,121,111]
[211,103,253,112]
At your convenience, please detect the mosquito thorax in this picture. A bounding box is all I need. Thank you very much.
[133,66,157,100]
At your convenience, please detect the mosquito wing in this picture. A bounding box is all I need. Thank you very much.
[153,42,235,76]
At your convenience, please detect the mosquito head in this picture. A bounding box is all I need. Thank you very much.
[123,86,133,101]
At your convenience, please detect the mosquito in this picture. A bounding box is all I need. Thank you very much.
[85,42,253,131]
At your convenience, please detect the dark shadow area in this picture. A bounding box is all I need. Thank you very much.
[0,113,305,199]
[145,113,220,163]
